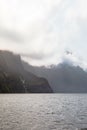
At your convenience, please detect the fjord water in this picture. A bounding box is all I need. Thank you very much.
[0,94,87,130]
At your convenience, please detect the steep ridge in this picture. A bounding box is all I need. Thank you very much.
[0,50,53,93]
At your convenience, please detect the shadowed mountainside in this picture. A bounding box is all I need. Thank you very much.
[23,61,87,93]
[0,50,53,93]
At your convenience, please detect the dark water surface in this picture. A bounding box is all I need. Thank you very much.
[0,94,87,130]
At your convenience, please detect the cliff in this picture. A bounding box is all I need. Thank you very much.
[0,50,53,93]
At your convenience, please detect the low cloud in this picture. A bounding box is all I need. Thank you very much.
[20,52,46,60]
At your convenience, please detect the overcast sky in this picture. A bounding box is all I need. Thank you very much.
[0,0,87,68]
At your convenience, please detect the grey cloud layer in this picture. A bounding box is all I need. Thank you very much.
[0,29,23,43]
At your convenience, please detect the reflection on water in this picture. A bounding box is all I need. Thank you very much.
[0,94,87,130]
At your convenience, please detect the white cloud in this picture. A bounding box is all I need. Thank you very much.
[0,0,87,68]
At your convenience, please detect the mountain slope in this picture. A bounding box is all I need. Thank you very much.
[23,62,87,93]
[0,50,53,93]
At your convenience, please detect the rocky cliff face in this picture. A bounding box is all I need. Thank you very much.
[0,70,26,93]
[0,50,53,93]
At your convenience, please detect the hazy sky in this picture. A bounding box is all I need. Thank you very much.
[0,0,87,68]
